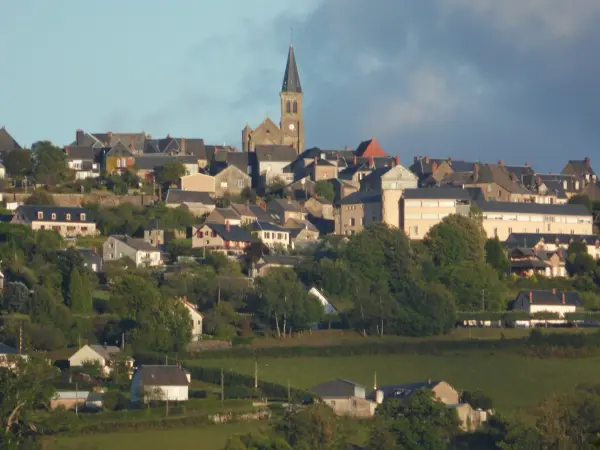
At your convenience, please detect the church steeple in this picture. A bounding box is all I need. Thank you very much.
[281,45,302,93]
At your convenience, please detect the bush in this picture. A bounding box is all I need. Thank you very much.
[189,389,207,399]
[225,385,252,399]
[27,323,67,351]
[461,390,493,410]
[103,391,129,411]
[231,336,254,347]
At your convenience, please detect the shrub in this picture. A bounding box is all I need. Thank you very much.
[461,390,493,410]
[103,391,129,411]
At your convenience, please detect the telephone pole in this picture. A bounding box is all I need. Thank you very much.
[220,369,224,406]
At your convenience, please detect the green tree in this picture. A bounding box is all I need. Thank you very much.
[277,403,343,450]
[225,432,293,450]
[485,238,510,274]
[3,148,33,180]
[154,161,187,193]
[461,390,494,410]
[425,214,486,267]
[568,194,593,212]
[32,141,72,186]
[80,271,93,313]
[315,181,335,201]
[68,268,85,312]
[2,282,31,314]
[240,187,258,204]
[23,191,55,206]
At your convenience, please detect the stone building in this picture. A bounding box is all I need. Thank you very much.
[242,45,305,154]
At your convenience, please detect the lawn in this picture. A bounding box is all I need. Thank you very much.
[44,421,265,450]
[188,351,600,415]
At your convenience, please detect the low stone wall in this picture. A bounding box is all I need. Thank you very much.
[1,192,154,207]
[208,409,271,424]
[188,340,233,352]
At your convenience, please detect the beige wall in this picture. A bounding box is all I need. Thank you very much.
[69,346,106,367]
[27,220,97,237]
[381,190,402,228]
[180,173,216,193]
[432,382,460,405]
[482,213,593,241]
[401,198,469,239]
[214,166,251,197]
[192,225,224,248]
[323,397,377,418]
[254,230,290,248]
[50,398,87,411]
[312,164,337,181]
[335,202,381,235]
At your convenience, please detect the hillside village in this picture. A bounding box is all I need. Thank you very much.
[1,46,600,449]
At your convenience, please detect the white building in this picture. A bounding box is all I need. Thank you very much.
[251,222,291,249]
[511,289,583,327]
[180,297,203,341]
[68,344,122,376]
[308,287,337,315]
[130,365,190,403]
[103,235,163,268]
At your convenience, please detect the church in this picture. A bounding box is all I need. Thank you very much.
[242,45,305,154]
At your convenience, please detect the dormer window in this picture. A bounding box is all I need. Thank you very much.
[51,213,56,220]
[575,181,580,190]
[66,214,71,221]
[80,213,86,221]
[563,181,568,190]
[37,212,43,220]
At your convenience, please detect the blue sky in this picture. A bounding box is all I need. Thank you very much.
[1,0,600,170]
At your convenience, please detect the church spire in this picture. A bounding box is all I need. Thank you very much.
[281,45,302,93]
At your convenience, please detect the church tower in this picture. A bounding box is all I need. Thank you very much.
[280,45,304,154]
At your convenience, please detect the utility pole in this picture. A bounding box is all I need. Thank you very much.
[287,380,291,404]
[75,382,79,416]
[220,369,225,406]
[254,360,258,389]
[379,295,384,337]
[18,321,23,354]
[482,289,486,312]
[121,332,125,350]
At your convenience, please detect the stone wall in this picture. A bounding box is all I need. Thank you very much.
[2,192,154,207]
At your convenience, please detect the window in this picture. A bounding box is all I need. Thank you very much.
[487,184,492,193]
[571,229,575,235]
[237,179,245,188]
[412,225,419,236]
[277,233,282,240]
[575,181,580,190]
[51,213,56,220]
[37,212,43,220]
[498,190,501,197]
[494,228,498,237]
[352,400,357,408]
[81,227,87,232]
[536,228,540,233]
[286,101,291,113]
[66,214,71,221]
[508,227,513,234]
[293,101,298,113]
[350,218,356,226]
[80,213,86,221]
[197,320,201,325]
[221,182,228,189]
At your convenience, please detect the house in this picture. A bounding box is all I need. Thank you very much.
[334,191,382,235]
[477,200,593,241]
[330,178,359,202]
[75,129,147,152]
[284,176,317,200]
[562,157,598,194]
[179,297,203,341]
[179,171,216,194]
[133,154,199,179]
[251,222,290,249]
[304,156,338,182]
[252,255,303,277]
[68,344,123,376]
[400,188,472,239]
[308,287,337,315]
[205,207,242,226]
[268,198,307,225]
[0,343,27,368]
[505,233,600,261]
[355,137,387,158]
[165,189,216,216]
[0,126,22,156]
[304,196,334,220]
[255,145,297,187]
[511,289,584,326]
[145,136,208,167]
[213,164,252,197]
[130,365,190,403]
[522,175,568,205]
[76,248,103,272]
[64,145,101,179]
[103,235,163,267]
[508,247,566,278]
[103,142,136,174]
[191,222,253,253]
[50,391,93,410]
[311,379,377,418]
[230,203,273,225]
[12,205,97,237]
[283,218,320,243]
[369,380,459,406]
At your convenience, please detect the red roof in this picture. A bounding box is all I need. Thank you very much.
[356,137,386,157]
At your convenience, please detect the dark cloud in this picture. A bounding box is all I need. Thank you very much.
[281,0,600,170]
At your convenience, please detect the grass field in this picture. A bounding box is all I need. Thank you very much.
[246,327,597,348]
[189,351,600,415]
[44,421,265,450]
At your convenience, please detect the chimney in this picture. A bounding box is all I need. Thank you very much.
[130,136,134,150]
[525,161,529,167]
[432,161,438,172]
[395,155,400,166]
[167,133,172,139]
[354,155,357,165]
[427,378,431,385]
[225,220,230,232]
[562,293,566,304]
[314,156,318,165]
[537,175,541,185]
[65,146,69,155]
[585,156,591,168]
[447,157,452,165]
[529,291,533,302]
[92,247,96,254]
[76,129,84,145]
[498,160,504,166]
[181,137,186,152]
[345,146,351,150]
[425,156,430,164]
[552,288,556,294]
[107,132,113,145]
[473,163,479,182]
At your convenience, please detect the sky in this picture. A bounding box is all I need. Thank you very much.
[1,0,600,171]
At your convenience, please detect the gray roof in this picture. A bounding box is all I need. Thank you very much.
[134,155,197,171]
[145,137,206,158]
[514,290,583,307]
[336,191,382,205]
[505,233,600,247]
[255,145,297,162]
[165,189,215,205]
[75,248,102,266]
[403,187,472,200]
[249,205,273,222]
[105,142,133,157]
[111,235,159,252]
[203,223,253,242]
[0,343,19,355]
[64,145,97,161]
[475,200,590,216]
[207,207,241,222]
[0,127,22,153]
[16,205,94,223]
[252,221,288,233]
[269,198,305,213]
[372,381,442,401]
[311,378,364,398]
[282,45,302,93]
[258,255,302,267]
[88,344,120,360]
[136,365,189,387]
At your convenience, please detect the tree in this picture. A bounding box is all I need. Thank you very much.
[32,141,72,186]
[485,238,510,274]
[3,149,33,180]
[425,214,486,267]
[0,357,56,447]
[225,432,293,450]
[240,187,257,204]
[154,161,187,195]
[80,271,93,313]
[277,403,343,450]
[23,191,55,206]
[315,181,335,202]
[461,390,493,410]
[68,268,85,312]
[568,194,592,212]
[2,282,31,314]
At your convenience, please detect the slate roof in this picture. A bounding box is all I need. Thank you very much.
[311,379,365,398]
[136,365,189,387]
[372,381,442,401]
[475,200,590,216]
[281,45,302,93]
[88,344,120,360]
[505,233,600,248]
[111,235,159,252]
[204,223,253,242]
[206,207,241,222]
[269,198,305,213]
[0,127,22,153]
[403,187,472,200]
[283,218,318,232]
[257,255,302,267]
[564,159,595,176]
[515,290,583,307]
[75,248,103,266]
[15,205,94,223]
[255,145,297,162]
[249,205,273,222]
[336,191,382,205]
[145,138,206,158]
[64,145,98,161]
[105,142,133,157]
[252,221,288,233]
[165,189,215,205]
[0,343,19,355]
[134,155,197,170]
